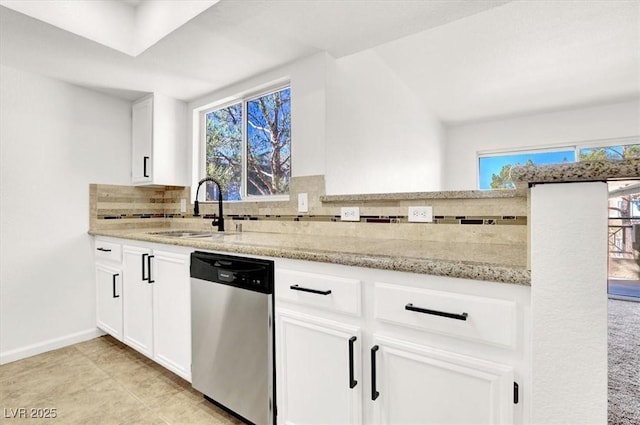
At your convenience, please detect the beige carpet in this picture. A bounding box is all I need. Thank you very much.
[609,298,640,425]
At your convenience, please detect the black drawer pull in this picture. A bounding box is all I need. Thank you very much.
[348,336,357,389]
[405,303,468,321]
[141,253,148,281]
[96,247,112,252]
[371,345,379,400]
[112,274,120,298]
[290,284,331,295]
[147,255,155,284]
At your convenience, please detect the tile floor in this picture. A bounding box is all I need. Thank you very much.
[0,336,240,425]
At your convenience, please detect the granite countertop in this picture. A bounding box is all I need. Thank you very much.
[511,158,640,187]
[90,228,530,286]
[320,188,527,203]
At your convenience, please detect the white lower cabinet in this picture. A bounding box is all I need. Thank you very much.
[95,237,191,382]
[275,259,529,425]
[95,263,123,341]
[277,310,362,425]
[123,244,154,357]
[152,249,191,379]
[370,335,514,425]
[122,243,191,380]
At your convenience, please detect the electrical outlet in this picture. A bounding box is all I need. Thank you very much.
[340,207,360,222]
[180,199,187,213]
[298,193,308,213]
[408,206,433,223]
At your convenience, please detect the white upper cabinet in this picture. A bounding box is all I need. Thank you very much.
[131,93,188,186]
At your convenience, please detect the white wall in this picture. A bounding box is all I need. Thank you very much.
[188,50,445,197]
[325,50,444,195]
[0,65,132,363]
[188,52,330,197]
[444,99,640,190]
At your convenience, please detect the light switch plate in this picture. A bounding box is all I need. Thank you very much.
[298,193,308,213]
[408,206,433,222]
[341,207,360,221]
[180,199,187,213]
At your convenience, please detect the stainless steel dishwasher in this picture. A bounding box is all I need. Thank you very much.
[190,251,275,425]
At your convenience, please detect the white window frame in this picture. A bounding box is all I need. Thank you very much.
[476,136,640,189]
[576,136,640,160]
[196,83,291,203]
[477,145,576,190]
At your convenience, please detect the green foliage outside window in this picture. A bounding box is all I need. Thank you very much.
[482,144,640,190]
[579,145,640,161]
[489,160,533,189]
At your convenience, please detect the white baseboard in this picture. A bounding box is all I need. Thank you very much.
[0,328,106,365]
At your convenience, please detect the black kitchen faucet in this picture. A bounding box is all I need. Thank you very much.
[193,177,225,232]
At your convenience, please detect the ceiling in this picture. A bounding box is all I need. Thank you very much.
[1,0,638,123]
[0,0,220,56]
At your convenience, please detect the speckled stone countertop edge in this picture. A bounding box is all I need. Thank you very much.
[89,229,531,286]
[320,188,527,203]
[510,158,640,186]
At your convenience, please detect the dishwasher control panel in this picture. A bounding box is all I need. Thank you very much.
[191,251,273,294]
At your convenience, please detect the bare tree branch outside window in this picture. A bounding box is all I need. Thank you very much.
[205,87,291,200]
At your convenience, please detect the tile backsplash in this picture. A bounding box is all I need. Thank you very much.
[90,175,527,245]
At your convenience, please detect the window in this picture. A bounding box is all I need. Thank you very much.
[478,149,576,190]
[478,142,640,190]
[579,143,640,161]
[202,86,291,201]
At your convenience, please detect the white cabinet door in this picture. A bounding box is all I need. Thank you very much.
[122,245,154,358]
[370,335,514,425]
[96,263,123,341]
[131,94,187,186]
[152,249,191,381]
[131,96,153,184]
[277,310,362,425]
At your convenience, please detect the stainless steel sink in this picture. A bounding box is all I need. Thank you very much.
[150,230,216,238]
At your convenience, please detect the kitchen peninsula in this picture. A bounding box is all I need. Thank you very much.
[89,159,640,425]
[91,184,532,425]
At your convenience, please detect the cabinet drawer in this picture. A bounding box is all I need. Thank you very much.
[94,240,122,263]
[276,269,361,316]
[374,282,516,348]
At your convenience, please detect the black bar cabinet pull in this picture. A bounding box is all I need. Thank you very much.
[147,255,155,283]
[349,336,357,389]
[143,156,149,178]
[112,274,120,298]
[96,247,112,252]
[289,284,331,296]
[141,253,148,281]
[405,303,468,321]
[371,345,379,400]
